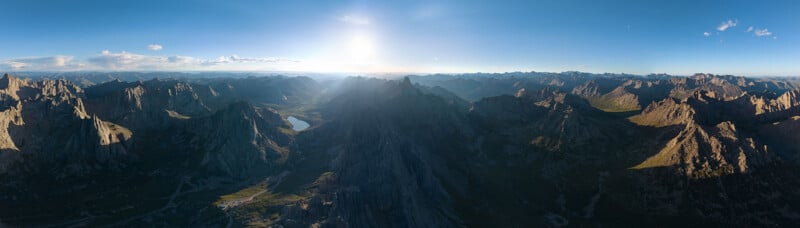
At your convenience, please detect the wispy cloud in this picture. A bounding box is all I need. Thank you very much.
[754,28,772,37]
[709,20,775,39]
[167,55,197,64]
[339,15,370,25]
[229,55,299,63]
[147,44,163,51]
[198,55,300,66]
[717,19,738,31]
[0,50,301,71]
[0,56,75,70]
[89,50,169,69]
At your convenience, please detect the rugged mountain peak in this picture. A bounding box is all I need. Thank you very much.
[85,114,131,146]
[0,73,25,100]
[690,73,720,81]
[571,80,601,97]
[276,77,469,227]
[689,89,713,101]
[83,79,212,130]
[0,103,24,152]
[774,89,800,109]
[0,75,134,176]
[187,100,290,178]
[33,79,83,100]
[72,98,90,119]
[741,89,800,116]
[632,120,773,178]
[398,76,420,96]
[629,98,695,127]
[400,76,413,88]
[0,73,22,86]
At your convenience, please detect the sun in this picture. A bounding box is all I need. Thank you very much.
[347,33,375,64]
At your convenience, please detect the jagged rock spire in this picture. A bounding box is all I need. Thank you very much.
[400,76,412,88]
[0,73,15,89]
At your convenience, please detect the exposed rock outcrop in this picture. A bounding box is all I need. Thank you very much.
[84,79,212,130]
[632,120,773,177]
[190,101,291,178]
[0,73,132,176]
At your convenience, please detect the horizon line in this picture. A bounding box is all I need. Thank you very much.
[4,70,800,78]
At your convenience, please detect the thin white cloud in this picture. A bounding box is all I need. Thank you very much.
[717,19,738,31]
[0,56,75,71]
[339,15,370,25]
[1,50,303,71]
[746,26,754,32]
[229,55,299,63]
[703,32,710,37]
[88,50,169,70]
[754,28,772,37]
[198,55,300,66]
[147,44,163,51]
[167,55,197,64]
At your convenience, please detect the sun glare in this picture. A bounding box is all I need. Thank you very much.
[347,34,375,64]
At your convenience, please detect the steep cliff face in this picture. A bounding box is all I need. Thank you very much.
[629,97,697,127]
[189,101,291,178]
[0,73,132,176]
[632,120,772,177]
[682,74,746,100]
[0,75,307,227]
[760,90,800,114]
[84,79,212,130]
[573,79,673,112]
[628,88,789,178]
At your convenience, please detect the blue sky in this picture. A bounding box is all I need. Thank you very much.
[1,0,798,76]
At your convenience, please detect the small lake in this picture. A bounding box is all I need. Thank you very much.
[287,116,310,131]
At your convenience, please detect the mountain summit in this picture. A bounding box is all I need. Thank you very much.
[1,72,800,227]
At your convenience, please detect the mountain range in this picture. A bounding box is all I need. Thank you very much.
[1,71,799,227]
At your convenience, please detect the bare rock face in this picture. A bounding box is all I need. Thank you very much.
[684,74,746,100]
[592,86,641,111]
[3,72,800,227]
[632,120,772,177]
[189,101,291,178]
[572,78,674,112]
[0,101,24,151]
[84,79,212,130]
[767,90,800,112]
[572,79,640,112]
[629,98,695,127]
[628,88,790,178]
[0,74,132,176]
